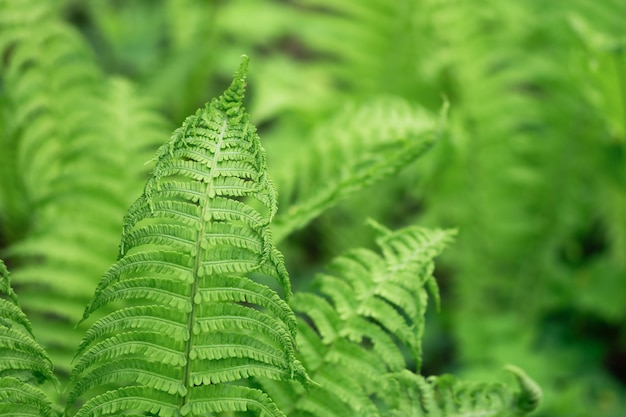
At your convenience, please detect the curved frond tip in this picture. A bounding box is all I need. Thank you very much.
[505,364,543,413]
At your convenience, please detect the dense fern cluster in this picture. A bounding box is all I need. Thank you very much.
[1,52,540,415]
[0,0,169,378]
[225,1,624,415]
[2,0,622,416]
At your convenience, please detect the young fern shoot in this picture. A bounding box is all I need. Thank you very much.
[66,56,309,417]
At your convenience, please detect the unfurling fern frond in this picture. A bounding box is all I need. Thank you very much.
[261,223,455,417]
[0,259,56,417]
[67,57,309,417]
[383,366,541,417]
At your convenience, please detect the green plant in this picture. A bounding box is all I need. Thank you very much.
[1,55,540,416]
[0,0,170,378]
[8,1,624,416]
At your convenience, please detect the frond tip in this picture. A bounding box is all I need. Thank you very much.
[68,57,307,417]
[505,364,543,413]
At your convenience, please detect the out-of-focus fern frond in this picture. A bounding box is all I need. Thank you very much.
[67,57,309,417]
[291,0,443,104]
[261,223,454,417]
[383,366,541,417]
[271,97,442,242]
[0,0,103,375]
[0,1,98,243]
[0,0,168,378]
[568,0,626,290]
[0,259,56,417]
[415,1,626,415]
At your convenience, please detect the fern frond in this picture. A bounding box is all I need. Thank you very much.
[0,378,55,417]
[0,259,55,417]
[271,97,441,242]
[0,260,19,304]
[0,0,169,377]
[262,224,454,417]
[68,57,308,417]
[383,367,541,417]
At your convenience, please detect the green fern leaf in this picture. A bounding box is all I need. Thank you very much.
[0,378,54,417]
[271,98,443,242]
[0,259,55,417]
[75,305,190,357]
[0,0,170,377]
[262,223,454,417]
[383,367,542,417]
[181,385,286,417]
[72,387,179,417]
[68,56,308,417]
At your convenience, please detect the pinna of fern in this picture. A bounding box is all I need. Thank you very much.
[0,259,56,417]
[66,56,309,417]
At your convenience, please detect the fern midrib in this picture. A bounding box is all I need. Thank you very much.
[181,113,228,407]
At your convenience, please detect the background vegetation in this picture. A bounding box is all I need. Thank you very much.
[1,1,624,416]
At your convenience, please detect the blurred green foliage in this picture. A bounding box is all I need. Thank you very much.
[1,0,624,415]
